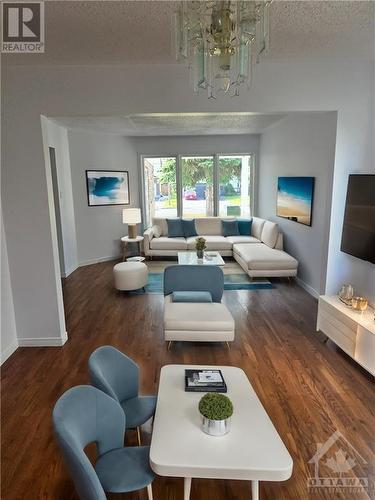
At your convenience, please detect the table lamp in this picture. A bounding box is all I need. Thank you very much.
[122,208,141,239]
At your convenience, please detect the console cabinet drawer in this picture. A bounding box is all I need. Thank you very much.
[318,315,356,357]
[318,309,357,343]
[318,299,357,331]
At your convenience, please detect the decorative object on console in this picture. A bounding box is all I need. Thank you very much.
[276,177,314,226]
[123,208,141,239]
[351,296,368,312]
[338,283,354,306]
[199,392,233,436]
[195,237,207,259]
[86,170,129,206]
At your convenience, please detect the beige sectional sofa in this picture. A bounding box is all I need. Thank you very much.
[143,216,298,278]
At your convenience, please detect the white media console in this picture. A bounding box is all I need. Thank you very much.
[317,295,375,376]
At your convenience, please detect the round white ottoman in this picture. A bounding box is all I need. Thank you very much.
[113,262,148,291]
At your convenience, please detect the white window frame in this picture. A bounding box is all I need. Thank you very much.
[140,153,256,228]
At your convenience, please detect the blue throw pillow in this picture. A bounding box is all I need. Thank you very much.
[167,218,184,238]
[222,220,240,237]
[172,291,212,303]
[237,219,253,236]
[181,219,197,238]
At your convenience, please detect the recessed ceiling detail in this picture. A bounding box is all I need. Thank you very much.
[51,112,287,136]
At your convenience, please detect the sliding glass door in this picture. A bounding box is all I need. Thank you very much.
[142,153,254,225]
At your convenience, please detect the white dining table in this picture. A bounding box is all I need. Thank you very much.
[150,365,293,499]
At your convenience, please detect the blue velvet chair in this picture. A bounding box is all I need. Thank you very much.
[52,385,154,500]
[163,265,235,348]
[164,264,224,302]
[88,346,157,445]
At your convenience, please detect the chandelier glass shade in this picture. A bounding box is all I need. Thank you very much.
[176,1,271,98]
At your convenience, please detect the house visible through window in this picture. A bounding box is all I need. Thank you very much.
[181,156,214,218]
[142,154,254,227]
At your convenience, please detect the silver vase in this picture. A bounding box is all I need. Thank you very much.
[202,416,231,436]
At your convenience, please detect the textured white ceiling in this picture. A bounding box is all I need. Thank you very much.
[51,112,287,135]
[3,1,374,66]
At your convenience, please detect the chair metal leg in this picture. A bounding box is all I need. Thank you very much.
[147,483,153,500]
[226,341,230,350]
[167,341,173,350]
[184,477,192,500]
[252,480,259,499]
[136,426,141,445]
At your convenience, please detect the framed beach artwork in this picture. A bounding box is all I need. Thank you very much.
[86,170,130,206]
[276,177,315,226]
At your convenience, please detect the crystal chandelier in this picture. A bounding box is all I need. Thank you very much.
[175,1,271,98]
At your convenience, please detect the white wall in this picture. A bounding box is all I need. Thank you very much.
[41,118,78,277]
[258,113,337,296]
[1,209,18,364]
[2,60,374,346]
[68,130,139,265]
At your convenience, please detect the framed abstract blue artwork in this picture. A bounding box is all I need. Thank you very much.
[276,177,314,226]
[86,170,130,206]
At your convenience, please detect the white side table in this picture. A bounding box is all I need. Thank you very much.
[121,236,144,261]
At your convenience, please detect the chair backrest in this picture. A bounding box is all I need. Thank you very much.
[163,265,224,303]
[52,385,125,500]
[88,346,139,404]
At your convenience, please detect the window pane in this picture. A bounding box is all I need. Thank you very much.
[181,156,214,218]
[143,157,177,226]
[218,155,252,218]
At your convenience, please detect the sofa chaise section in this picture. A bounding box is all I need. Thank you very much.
[233,243,298,278]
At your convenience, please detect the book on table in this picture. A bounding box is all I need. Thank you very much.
[185,369,227,393]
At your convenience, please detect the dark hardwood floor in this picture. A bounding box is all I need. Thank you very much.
[1,260,374,500]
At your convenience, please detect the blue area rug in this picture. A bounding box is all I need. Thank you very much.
[130,273,274,295]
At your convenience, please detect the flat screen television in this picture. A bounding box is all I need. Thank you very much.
[340,174,375,264]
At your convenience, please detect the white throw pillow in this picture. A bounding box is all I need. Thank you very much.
[251,217,266,239]
[153,225,162,238]
[261,221,279,248]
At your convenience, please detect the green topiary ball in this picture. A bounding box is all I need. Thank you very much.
[199,393,233,420]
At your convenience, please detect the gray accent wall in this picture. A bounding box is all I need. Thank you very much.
[258,112,337,296]
[67,130,139,265]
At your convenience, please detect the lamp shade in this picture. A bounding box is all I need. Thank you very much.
[122,208,141,225]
